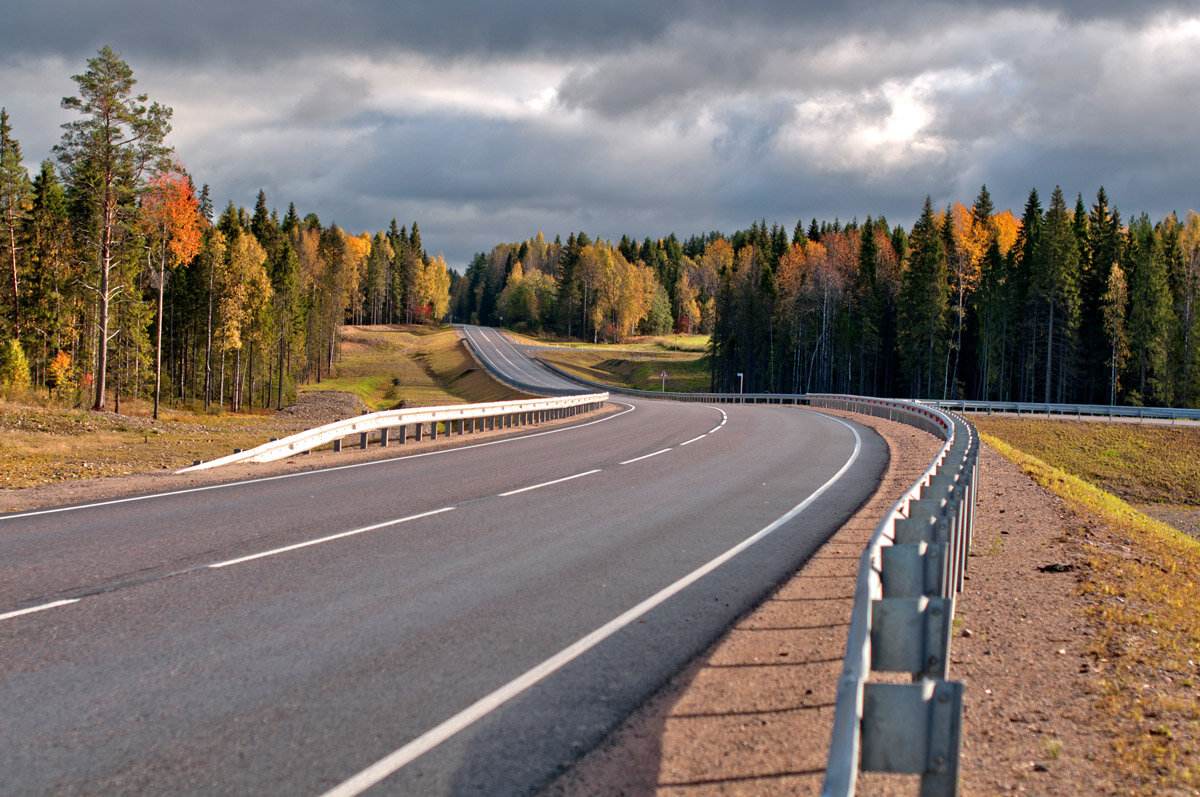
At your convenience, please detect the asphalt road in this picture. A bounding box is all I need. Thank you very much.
[457,324,585,394]
[1,340,886,796]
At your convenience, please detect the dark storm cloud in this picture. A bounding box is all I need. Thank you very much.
[3,1,1198,266]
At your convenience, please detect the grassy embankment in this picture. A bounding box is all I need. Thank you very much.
[512,332,712,393]
[315,325,525,409]
[976,417,1200,791]
[0,325,519,489]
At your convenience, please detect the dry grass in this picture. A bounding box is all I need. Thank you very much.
[0,325,525,489]
[983,432,1200,792]
[0,398,280,487]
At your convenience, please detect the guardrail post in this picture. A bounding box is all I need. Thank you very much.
[360,430,368,449]
[380,427,389,447]
[431,421,438,440]
[415,423,422,442]
[870,595,954,680]
[861,680,963,794]
[333,438,342,452]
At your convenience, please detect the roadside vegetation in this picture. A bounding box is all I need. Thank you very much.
[979,419,1200,791]
[0,325,519,489]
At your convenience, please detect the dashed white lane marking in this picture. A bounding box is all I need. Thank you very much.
[319,414,864,797]
[206,507,456,569]
[0,599,81,622]
[498,469,602,497]
[619,448,672,465]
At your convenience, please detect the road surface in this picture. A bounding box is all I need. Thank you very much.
[1,333,886,795]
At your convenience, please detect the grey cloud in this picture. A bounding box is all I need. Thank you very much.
[291,74,371,124]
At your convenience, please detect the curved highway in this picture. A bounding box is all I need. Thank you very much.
[0,330,886,796]
[457,324,586,395]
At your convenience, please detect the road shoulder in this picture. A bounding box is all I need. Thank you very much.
[543,409,1121,795]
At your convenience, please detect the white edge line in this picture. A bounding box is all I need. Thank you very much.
[498,470,601,497]
[207,507,455,569]
[0,598,81,622]
[321,414,863,797]
[0,404,637,523]
[619,448,672,465]
[678,434,707,447]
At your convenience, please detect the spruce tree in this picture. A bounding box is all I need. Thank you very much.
[1034,187,1080,402]
[1124,215,1173,403]
[898,197,949,397]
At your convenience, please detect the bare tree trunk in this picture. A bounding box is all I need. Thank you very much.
[7,221,19,335]
[1044,299,1055,404]
[94,192,115,410]
[153,247,165,419]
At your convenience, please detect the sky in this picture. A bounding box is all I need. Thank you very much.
[2,1,1199,269]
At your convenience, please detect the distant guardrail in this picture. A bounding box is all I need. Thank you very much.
[923,398,1200,422]
[177,393,609,472]
[814,396,978,797]
[535,359,809,404]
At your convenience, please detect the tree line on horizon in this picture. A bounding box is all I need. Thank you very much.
[455,185,1199,408]
[0,46,451,416]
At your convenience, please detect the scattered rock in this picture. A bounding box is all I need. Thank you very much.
[1037,562,1075,573]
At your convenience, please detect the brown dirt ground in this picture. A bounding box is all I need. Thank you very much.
[542,409,1137,796]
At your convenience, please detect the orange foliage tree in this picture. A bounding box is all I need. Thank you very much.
[140,162,201,418]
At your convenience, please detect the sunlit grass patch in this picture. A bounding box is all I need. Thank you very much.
[973,416,1200,506]
[537,348,710,392]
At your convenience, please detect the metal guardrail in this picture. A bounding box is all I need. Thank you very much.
[813,395,979,797]
[177,393,609,472]
[533,360,982,793]
[923,398,1200,421]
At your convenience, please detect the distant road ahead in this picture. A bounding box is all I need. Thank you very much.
[1,332,885,796]
[457,324,585,395]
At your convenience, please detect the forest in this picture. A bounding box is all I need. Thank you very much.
[3,47,1200,412]
[453,188,1200,409]
[0,47,451,416]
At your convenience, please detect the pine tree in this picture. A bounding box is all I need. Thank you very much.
[55,46,172,409]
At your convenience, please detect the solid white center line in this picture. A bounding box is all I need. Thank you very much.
[498,469,601,497]
[206,507,456,569]
[619,448,672,465]
[0,599,81,622]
